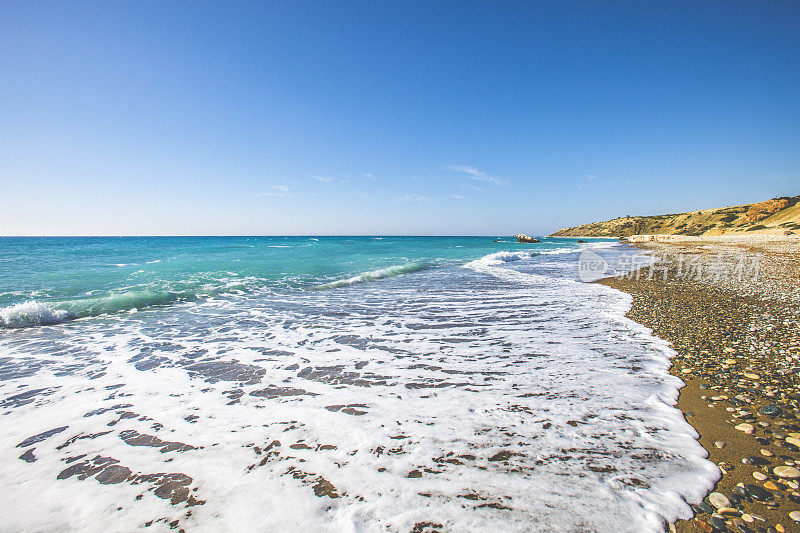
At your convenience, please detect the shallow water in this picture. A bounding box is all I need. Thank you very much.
[0,237,717,531]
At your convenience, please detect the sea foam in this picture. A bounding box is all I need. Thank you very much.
[0,244,717,532]
[0,301,72,328]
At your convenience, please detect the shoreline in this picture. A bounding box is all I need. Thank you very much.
[598,238,800,532]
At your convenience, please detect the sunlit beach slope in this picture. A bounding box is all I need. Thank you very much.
[551,195,800,238]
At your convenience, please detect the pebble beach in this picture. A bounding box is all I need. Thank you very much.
[600,237,800,532]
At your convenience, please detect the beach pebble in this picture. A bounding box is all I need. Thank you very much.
[773,466,800,479]
[761,448,773,457]
[708,492,730,509]
[764,481,779,491]
[709,515,727,531]
[743,372,760,380]
[741,513,755,523]
[731,517,747,531]
[785,436,800,447]
[744,484,773,501]
[735,423,755,434]
[715,441,726,449]
[790,510,800,522]
[761,404,781,416]
[753,472,767,481]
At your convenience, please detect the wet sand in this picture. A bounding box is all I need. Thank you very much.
[600,238,800,532]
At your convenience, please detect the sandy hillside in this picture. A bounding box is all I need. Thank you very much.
[550,195,800,237]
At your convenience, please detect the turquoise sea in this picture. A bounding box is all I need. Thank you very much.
[1,236,587,326]
[0,236,717,532]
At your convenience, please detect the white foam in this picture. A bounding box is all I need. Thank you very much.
[0,246,717,532]
[0,300,72,328]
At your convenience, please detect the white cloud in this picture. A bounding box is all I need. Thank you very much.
[445,165,508,186]
[446,165,482,177]
[461,183,486,192]
[403,193,431,202]
[585,174,597,181]
[259,185,290,198]
[452,195,466,200]
[311,174,334,183]
[363,173,374,179]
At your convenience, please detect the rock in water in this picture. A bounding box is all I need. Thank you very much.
[515,234,540,243]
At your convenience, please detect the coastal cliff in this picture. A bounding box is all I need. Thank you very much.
[550,195,800,238]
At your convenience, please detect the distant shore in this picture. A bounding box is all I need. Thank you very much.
[599,237,800,532]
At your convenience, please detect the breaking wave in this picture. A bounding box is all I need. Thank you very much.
[0,282,253,329]
[314,262,433,290]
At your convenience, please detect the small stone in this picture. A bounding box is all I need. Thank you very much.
[715,441,726,449]
[744,373,760,380]
[761,404,782,416]
[747,455,770,466]
[717,507,740,516]
[698,501,715,514]
[789,510,800,522]
[761,449,774,457]
[786,436,800,447]
[744,484,774,501]
[710,515,727,531]
[764,481,779,491]
[736,423,755,434]
[741,513,755,523]
[775,524,784,533]
[708,492,730,509]
[753,472,768,481]
[774,466,800,479]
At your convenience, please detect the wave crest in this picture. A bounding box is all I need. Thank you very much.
[0,301,73,328]
[314,262,431,290]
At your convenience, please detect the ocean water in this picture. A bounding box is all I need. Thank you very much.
[0,236,717,532]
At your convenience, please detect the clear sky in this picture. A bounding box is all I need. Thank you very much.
[1,1,798,236]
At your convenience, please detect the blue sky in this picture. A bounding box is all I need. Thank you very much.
[1,1,798,235]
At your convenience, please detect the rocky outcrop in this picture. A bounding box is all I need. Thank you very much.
[745,197,794,223]
[515,234,540,243]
